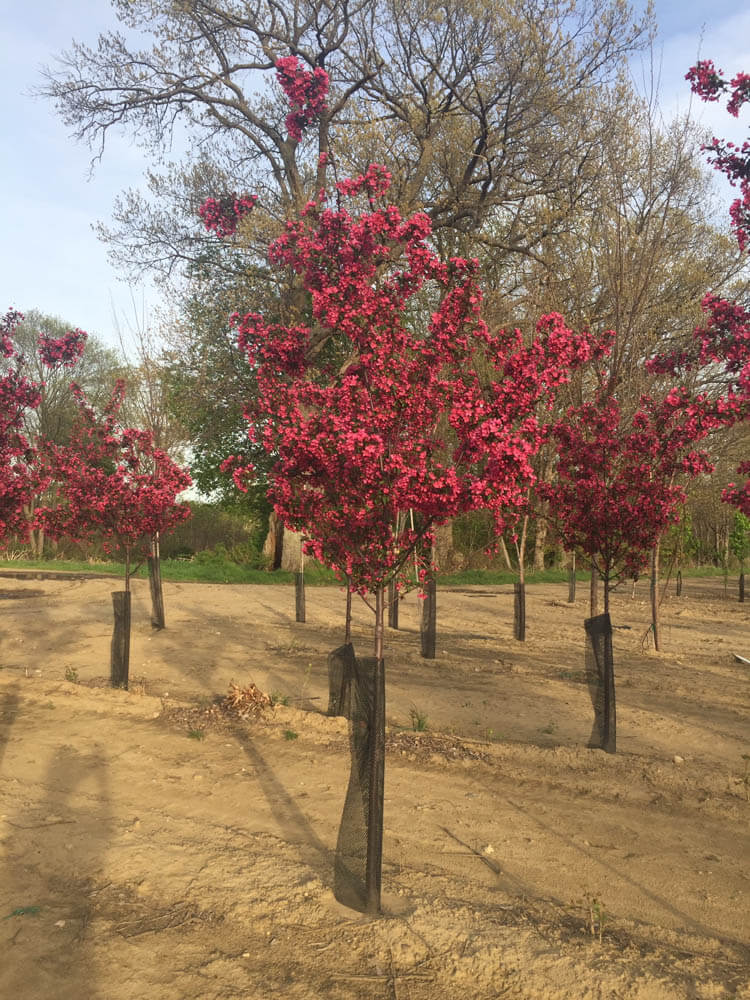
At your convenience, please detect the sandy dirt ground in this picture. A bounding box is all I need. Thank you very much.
[0,572,748,999]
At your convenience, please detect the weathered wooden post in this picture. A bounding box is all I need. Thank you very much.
[420,576,436,658]
[111,591,131,689]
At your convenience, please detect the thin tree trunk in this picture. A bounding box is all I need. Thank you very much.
[567,551,576,603]
[387,578,399,629]
[515,514,528,586]
[651,541,660,651]
[344,587,352,644]
[148,533,166,629]
[295,550,306,623]
[498,536,513,571]
[590,560,599,617]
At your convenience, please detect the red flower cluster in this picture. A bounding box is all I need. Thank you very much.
[647,293,750,520]
[233,169,603,594]
[199,194,258,238]
[275,55,329,141]
[723,462,750,516]
[38,327,87,369]
[37,380,191,571]
[687,60,750,250]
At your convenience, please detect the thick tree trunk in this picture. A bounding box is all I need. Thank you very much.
[432,520,455,572]
[281,526,302,572]
[262,512,284,570]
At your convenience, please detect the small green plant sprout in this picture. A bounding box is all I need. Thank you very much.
[64,666,79,684]
[540,720,556,735]
[409,705,428,732]
[187,728,205,741]
[3,905,41,920]
[283,729,298,741]
[583,893,608,943]
[270,691,290,707]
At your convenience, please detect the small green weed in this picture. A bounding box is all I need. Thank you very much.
[270,691,290,707]
[3,905,41,920]
[583,894,608,943]
[187,729,205,741]
[64,666,79,684]
[409,705,429,732]
[283,729,299,741]
[559,670,586,683]
[540,721,556,735]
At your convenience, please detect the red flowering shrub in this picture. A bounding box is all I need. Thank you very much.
[38,380,192,584]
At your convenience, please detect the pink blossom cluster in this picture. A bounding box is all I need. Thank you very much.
[647,293,750,520]
[38,328,87,369]
[232,169,604,594]
[199,194,258,238]
[275,55,329,141]
[723,462,750,516]
[37,380,191,564]
[219,454,255,493]
[687,61,750,250]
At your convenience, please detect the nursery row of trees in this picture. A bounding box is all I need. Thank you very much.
[2,0,746,913]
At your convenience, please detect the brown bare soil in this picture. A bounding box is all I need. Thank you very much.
[0,574,748,999]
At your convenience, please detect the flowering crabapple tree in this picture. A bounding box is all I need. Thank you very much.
[227,165,604,659]
[38,380,190,686]
[0,307,86,547]
[648,294,750,516]
[539,383,718,623]
[38,379,191,590]
[222,163,603,912]
[686,61,750,513]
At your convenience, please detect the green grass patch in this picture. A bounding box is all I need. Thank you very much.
[0,556,339,586]
[0,558,735,587]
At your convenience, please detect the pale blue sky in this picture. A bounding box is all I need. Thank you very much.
[1,1,748,349]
